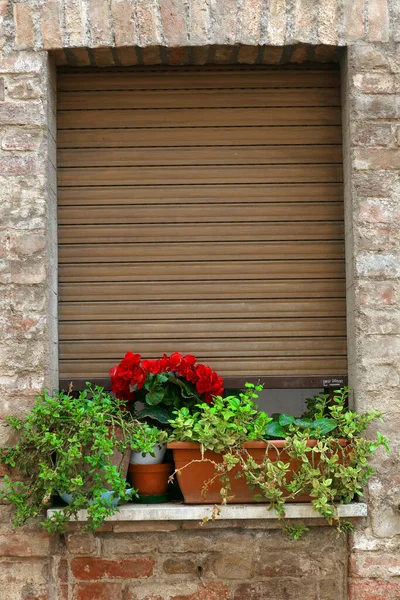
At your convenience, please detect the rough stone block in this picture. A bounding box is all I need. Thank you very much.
[351,122,393,146]
[101,533,157,556]
[353,72,395,94]
[66,533,100,556]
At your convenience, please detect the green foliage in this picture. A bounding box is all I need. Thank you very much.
[168,385,389,539]
[1,384,141,533]
[169,384,271,452]
[139,373,202,410]
[130,422,168,457]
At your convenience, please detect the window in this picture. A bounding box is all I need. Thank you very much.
[57,64,346,399]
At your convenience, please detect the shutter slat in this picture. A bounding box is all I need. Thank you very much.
[58,202,343,225]
[58,126,343,148]
[59,280,346,301]
[60,357,347,378]
[59,260,345,282]
[58,183,344,206]
[58,145,342,168]
[59,299,345,320]
[57,68,340,91]
[58,107,341,129]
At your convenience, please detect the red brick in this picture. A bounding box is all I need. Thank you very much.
[171,582,231,600]
[266,0,286,44]
[0,102,44,126]
[64,0,86,46]
[111,0,137,46]
[368,0,390,42]
[88,0,113,46]
[160,0,188,46]
[91,47,115,67]
[211,0,239,45]
[71,557,154,580]
[0,532,50,557]
[317,1,339,45]
[237,45,259,64]
[262,46,283,64]
[187,0,210,46]
[141,47,162,65]
[112,46,137,66]
[240,0,262,45]
[167,47,187,65]
[349,579,400,600]
[74,582,123,600]
[40,1,62,49]
[343,0,365,41]
[14,2,35,49]
[65,48,91,67]
[136,0,163,46]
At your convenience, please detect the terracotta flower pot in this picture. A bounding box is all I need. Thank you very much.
[128,463,173,496]
[167,440,349,504]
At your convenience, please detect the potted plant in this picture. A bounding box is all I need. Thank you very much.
[0,383,139,532]
[110,352,224,423]
[167,384,389,538]
[128,423,172,499]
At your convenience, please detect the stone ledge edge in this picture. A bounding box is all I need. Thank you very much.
[47,502,367,522]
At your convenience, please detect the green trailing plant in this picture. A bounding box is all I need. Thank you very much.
[168,384,389,539]
[130,422,168,457]
[0,384,143,533]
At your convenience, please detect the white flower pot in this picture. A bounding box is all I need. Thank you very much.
[130,443,167,465]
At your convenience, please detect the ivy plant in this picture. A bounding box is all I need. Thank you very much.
[0,384,141,533]
[168,384,389,539]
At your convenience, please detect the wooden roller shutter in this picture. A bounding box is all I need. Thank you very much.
[57,64,346,381]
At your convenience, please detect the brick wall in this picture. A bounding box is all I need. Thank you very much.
[0,1,399,599]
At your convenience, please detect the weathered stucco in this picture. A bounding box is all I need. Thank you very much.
[0,1,399,598]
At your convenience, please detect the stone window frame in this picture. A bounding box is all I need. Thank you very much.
[44,45,356,402]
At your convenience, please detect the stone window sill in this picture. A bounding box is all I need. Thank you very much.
[47,502,367,525]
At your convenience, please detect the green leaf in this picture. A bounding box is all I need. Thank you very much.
[279,414,295,427]
[312,418,338,435]
[293,418,313,428]
[146,389,165,406]
[265,421,287,439]
[137,405,174,424]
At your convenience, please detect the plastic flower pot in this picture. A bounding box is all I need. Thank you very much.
[130,443,167,465]
[167,440,349,504]
[59,488,134,506]
[128,462,173,496]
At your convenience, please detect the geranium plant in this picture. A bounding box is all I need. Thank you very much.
[110,352,224,423]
